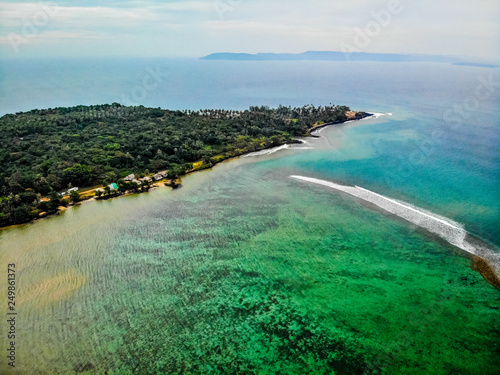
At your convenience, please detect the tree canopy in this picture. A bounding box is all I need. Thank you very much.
[0,103,355,226]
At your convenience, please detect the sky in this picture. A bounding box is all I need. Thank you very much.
[0,0,499,60]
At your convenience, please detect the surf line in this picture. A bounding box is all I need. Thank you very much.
[290,175,500,285]
[309,112,391,138]
[243,142,312,158]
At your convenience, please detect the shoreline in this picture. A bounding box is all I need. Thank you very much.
[307,111,374,137]
[0,111,373,231]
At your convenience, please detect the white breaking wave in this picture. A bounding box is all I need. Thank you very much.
[290,175,500,278]
[391,197,463,230]
[243,143,313,157]
[367,112,392,119]
[243,145,290,157]
[310,112,389,138]
[310,126,327,136]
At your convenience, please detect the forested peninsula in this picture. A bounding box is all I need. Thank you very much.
[0,103,369,227]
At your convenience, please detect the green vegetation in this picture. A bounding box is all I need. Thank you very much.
[0,103,353,226]
[69,189,80,203]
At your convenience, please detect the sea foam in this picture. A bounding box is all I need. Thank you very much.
[243,143,312,157]
[368,112,392,118]
[243,144,290,157]
[290,175,500,279]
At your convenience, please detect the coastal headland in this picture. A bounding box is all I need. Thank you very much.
[0,104,371,228]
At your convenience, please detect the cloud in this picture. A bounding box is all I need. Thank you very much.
[0,1,212,32]
[0,0,498,59]
[0,30,98,45]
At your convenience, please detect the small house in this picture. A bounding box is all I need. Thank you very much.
[109,183,118,191]
[124,174,135,181]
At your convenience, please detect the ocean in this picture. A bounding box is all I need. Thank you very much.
[0,58,499,374]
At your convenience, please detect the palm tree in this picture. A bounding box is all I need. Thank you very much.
[70,190,80,203]
[141,179,151,192]
[129,181,140,193]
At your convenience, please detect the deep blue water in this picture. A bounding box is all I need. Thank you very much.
[0,58,499,246]
[1,57,500,374]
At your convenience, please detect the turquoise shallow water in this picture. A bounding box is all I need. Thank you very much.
[1,146,499,374]
[1,59,498,244]
[0,60,499,374]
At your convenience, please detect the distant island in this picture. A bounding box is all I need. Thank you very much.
[201,51,498,67]
[451,62,499,68]
[201,51,457,62]
[0,103,370,227]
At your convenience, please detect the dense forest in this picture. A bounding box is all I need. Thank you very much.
[0,103,362,226]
